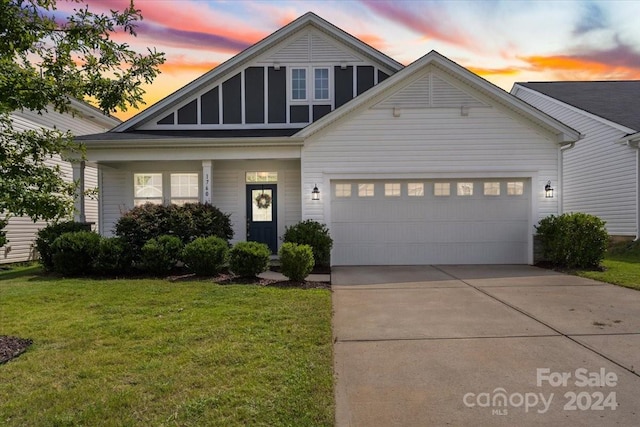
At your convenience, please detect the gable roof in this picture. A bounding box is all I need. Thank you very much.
[112,12,403,133]
[296,50,581,144]
[516,81,640,132]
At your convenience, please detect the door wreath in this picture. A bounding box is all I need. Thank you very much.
[255,193,272,209]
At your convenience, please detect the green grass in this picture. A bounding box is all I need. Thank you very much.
[0,268,333,426]
[577,244,640,290]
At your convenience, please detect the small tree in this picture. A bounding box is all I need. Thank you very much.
[0,0,164,240]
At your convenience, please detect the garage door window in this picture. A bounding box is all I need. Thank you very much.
[434,183,450,196]
[358,183,374,197]
[507,182,524,196]
[385,183,401,196]
[408,183,424,196]
[457,182,473,196]
[335,183,351,197]
[484,182,500,196]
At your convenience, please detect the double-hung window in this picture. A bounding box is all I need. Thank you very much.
[291,68,307,100]
[134,172,199,206]
[314,68,329,100]
[134,173,163,206]
[171,173,199,205]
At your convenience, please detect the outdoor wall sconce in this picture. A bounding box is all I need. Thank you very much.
[545,180,554,198]
[460,105,469,116]
[312,184,320,201]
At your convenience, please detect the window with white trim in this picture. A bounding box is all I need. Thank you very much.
[291,68,307,100]
[408,183,424,197]
[434,182,450,196]
[171,173,199,205]
[484,182,500,196]
[457,182,473,196]
[358,183,374,197]
[134,173,163,206]
[314,68,329,100]
[385,183,401,196]
[335,183,351,197]
[507,181,524,196]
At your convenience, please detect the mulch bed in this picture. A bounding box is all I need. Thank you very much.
[0,336,33,365]
[168,272,331,289]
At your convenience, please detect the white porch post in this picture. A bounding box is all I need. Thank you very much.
[71,160,86,222]
[202,160,212,204]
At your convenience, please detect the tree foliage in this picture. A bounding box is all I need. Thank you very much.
[0,0,164,230]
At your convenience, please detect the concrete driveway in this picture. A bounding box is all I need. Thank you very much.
[332,265,640,426]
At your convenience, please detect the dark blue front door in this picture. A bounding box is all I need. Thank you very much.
[246,184,277,253]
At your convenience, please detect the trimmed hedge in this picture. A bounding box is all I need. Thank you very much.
[182,236,229,276]
[279,242,314,281]
[229,241,271,277]
[115,203,232,261]
[36,221,90,271]
[536,212,608,268]
[140,235,183,274]
[51,231,101,276]
[93,237,132,275]
[283,220,333,268]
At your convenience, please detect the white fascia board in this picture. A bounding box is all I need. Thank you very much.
[297,51,581,144]
[68,98,121,129]
[112,12,403,133]
[80,136,304,149]
[511,84,637,135]
[617,132,640,147]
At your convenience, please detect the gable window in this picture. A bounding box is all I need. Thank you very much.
[134,173,163,206]
[408,183,424,197]
[507,181,524,196]
[457,182,473,196]
[434,182,450,196]
[484,182,500,196]
[291,68,307,100]
[246,171,278,183]
[335,183,351,197]
[314,68,329,100]
[171,173,199,205]
[385,183,401,196]
[358,183,374,197]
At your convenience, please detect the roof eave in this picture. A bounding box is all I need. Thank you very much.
[80,136,305,149]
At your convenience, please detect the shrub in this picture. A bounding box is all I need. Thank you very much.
[182,236,229,276]
[93,237,132,275]
[228,241,271,277]
[51,231,101,276]
[279,242,314,281]
[535,212,608,268]
[36,221,91,271]
[140,235,183,274]
[282,220,333,268]
[115,203,233,261]
[0,218,7,248]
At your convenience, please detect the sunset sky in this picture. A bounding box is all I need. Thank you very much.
[56,0,640,120]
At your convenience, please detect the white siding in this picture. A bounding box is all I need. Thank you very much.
[2,109,113,264]
[515,88,637,236]
[100,166,130,236]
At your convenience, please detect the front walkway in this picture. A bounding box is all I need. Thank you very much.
[332,265,640,426]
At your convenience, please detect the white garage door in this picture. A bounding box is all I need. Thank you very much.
[331,179,530,265]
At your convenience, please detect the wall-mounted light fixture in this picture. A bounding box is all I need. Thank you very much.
[312,184,320,201]
[545,180,554,198]
[393,106,401,117]
[273,62,280,70]
[460,105,469,116]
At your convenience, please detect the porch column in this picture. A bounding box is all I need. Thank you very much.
[71,160,86,222]
[202,160,212,204]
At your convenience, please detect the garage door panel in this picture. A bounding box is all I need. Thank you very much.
[331,179,530,265]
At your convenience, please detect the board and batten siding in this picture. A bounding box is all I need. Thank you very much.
[515,88,637,236]
[2,111,109,264]
[301,106,560,229]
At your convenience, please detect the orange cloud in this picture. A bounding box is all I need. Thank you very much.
[466,66,521,77]
[159,58,220,75]
[523,55,640,80]
[356,33,388,51]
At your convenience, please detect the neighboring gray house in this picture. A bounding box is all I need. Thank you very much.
[512,82,640,240]
[1,100,120,264]
[75,13,579,266]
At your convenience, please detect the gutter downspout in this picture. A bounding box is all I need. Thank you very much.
[559,140,578,215]
[626,139,640,241]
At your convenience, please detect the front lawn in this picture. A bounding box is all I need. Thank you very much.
[0,268,333,426]
[577,245,640,291]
